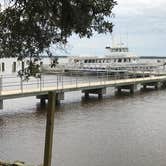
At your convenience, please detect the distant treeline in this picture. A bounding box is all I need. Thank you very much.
[140,56,166,59]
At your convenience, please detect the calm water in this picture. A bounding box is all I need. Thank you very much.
[0,83,166,166]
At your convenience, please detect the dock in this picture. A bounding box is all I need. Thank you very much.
[0,74,166,105]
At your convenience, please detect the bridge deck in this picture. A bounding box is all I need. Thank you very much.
[1,75,166,100]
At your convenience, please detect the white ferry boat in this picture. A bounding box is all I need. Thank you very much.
[56,45,165,74]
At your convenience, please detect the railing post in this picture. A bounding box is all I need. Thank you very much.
[0,75,2,95]
[20,76,23,92]
[57,75,58,89]
[76,76,78,88]
[40,75,42,91]
[107,70,108,81]
[62,74,64,89]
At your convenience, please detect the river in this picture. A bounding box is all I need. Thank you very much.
[0,78,166,166]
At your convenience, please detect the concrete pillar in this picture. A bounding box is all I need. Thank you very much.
[155,82,161,90]
[116,84,137,94]
[85,92,89,98]
[37,92,64,106]
[40,98,46,105]
[43,91,56,166]
[143,84,147,90]
[117,87,121,93]
[82,88,106,98]
[162,82,166,88]
[98,93,103,99]
[130,84,138,94]
[0,100,3,109]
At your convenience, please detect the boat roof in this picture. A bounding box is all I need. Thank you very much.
[69,54,139,60]
[105,53,138,58]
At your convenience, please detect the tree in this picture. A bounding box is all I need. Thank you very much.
[0,0,117,78]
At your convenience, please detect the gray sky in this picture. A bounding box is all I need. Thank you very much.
[68,0,166,57]
[1,0,166,57]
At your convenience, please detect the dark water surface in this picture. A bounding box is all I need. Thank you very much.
[0,85,166,166]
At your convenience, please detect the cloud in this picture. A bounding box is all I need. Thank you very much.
[112,0,166,34]
[68,0,166,57]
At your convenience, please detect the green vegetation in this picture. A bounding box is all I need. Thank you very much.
[0,0,117,78]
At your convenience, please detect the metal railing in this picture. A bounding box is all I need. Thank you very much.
[0,70,165,93]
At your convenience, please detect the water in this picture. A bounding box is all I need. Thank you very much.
[0,84,166,166]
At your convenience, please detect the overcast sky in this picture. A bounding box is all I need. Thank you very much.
[67,0,166,57]
[1,0,166,57]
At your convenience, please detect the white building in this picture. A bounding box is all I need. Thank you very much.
[0,57,51,75]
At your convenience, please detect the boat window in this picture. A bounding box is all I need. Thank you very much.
[84,60,88,63]
[114,59,116,62]
[2,62,5,72]
[128,58,131,62]
[124,59,127,62]
[74,59,78,63]
[12,62,16,72]
[112,49,115,52]
[118,59,122,63]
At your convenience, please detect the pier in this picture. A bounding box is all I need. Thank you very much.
[1,73,166,166]
[0,74,166,105]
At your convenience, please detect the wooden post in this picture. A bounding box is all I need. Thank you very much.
[43,91,56,166]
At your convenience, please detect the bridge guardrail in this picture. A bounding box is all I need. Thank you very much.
[0,70,164,94]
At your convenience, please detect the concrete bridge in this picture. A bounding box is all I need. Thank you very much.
[0,74,166,108]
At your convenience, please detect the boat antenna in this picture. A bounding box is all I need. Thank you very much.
[111,33,115,47]
[119,30,122,47]
[127,32,129,48]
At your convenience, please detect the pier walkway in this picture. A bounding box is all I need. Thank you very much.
[0,74,166,100]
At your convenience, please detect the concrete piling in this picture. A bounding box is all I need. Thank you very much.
[116,84,138,94]
[82,88,106,98]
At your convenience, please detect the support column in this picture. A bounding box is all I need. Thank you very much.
[85,92,89,98]
[155,82,161,90]
[0,100,3,109]
[130,84,138,94]
[82,88,106,98]
[162,82,166,88]
[40,98,46,105]
[143,84,147,90]
[0,76,3,109]
[117,87,121,93]
[43,91,56,166]
[116,84,138,94]
[98,93,103,99]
